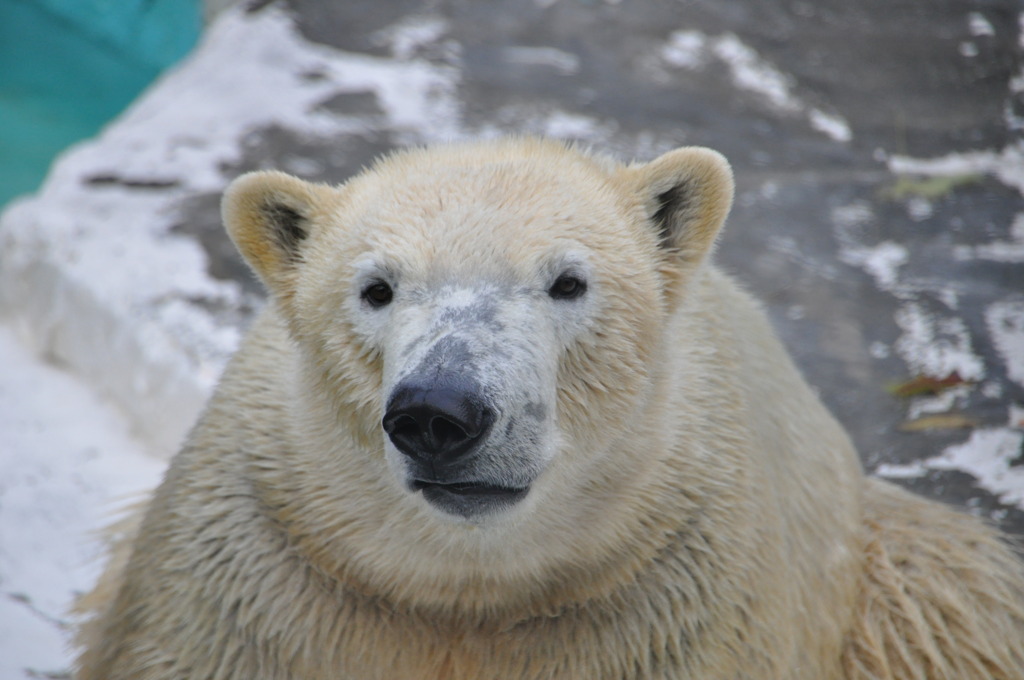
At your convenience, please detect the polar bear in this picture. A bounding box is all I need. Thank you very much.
[76,138,1024,679]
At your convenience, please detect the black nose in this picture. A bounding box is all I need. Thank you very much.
[382,382,495,463]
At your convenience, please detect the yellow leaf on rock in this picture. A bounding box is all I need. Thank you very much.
[899,413,977,432]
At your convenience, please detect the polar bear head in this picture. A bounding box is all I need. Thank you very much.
[223,139,732,532]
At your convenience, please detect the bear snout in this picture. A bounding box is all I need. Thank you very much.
[382,379,495,465]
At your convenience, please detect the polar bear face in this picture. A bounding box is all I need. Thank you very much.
[223,139,732,528]
[355,262,582,519]
[327,160,647,522]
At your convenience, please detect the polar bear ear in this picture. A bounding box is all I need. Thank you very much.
[222,171,334,298]
[626,147,734,266]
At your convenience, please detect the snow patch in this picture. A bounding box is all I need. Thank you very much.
[967,12,995,38]
[372,15,449,61]
[502,46,580,75]
[876,428,1024,509]
[1010,403,1024,428]
[135,8,457,184]
[959,41,979,58]
[541,111,610,139]
[830,201,874,232]
[889,141,1024,195]
[894,303,985,381]
[906,386,970,421]
[710,34,800,113]
[72,7,458,194]
[986,300,1024,387]
[983,380,1005,399]
[959,212,1024,263]
[660,30,707,70]
[0,324,165,678]
[874,460,928,479]
[659,30,852,143]
[890,145,1024,263]
[906,196,934,221]
[808,108,852,143]
[1007,405,1024,428]
[839,241,908,291]
[869,341,890,359]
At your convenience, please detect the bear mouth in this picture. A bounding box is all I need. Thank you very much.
[411,480,529,517]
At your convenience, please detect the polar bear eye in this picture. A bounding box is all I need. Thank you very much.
[361,281,394,308]
[548,273,587,301]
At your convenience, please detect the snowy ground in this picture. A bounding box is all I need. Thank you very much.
[0,324,164,679]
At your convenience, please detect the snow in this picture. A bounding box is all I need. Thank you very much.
[808,108,853,144]
[371,15,450,61]
[660,30,707,70]
[82,6,459,192]
[889,140,1024,194]
[660,29,853,143]
[711,33,802,113]
[959,41,980,58]
[893,303,986,381]
[830,200,874,232]
[877,428,1024,509]
[501,46,581,74]
[874,129,1024,498]
[905,196,935,221]
[839,241,908,292]
[986,301,1024,388]
[540,111,610,139]
[957,211,1024,263]
[0,323,165,679]
[968,12,996,38]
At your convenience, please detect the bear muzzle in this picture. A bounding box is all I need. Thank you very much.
[383,377,530,517]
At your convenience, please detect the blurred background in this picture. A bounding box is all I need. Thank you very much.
[1,0,1022,676]
[0,0,202,210]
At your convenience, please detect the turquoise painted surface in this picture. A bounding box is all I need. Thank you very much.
[0,0,202,209]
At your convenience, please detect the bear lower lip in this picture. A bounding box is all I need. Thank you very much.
[412,480,529,516]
